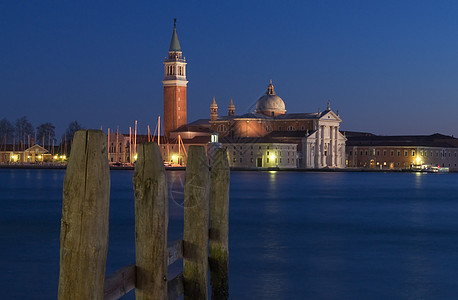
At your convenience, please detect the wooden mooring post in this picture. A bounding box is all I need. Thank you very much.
[58,132,230,300]
[133,142,168,299]
[209,148,230,300]
[58,130,110,299]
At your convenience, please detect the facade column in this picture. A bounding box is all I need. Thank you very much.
[330,126,335,166]
[334,126,339,167]
[321,125,325,167]
[315,125,320,168]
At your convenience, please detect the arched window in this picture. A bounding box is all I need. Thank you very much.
[217,124,227,132]
[287,126,295,131]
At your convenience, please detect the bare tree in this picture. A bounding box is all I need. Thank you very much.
[36,122,56,148]
[15,116,33,148]
[0,118,15,150]
[63,120,84,144]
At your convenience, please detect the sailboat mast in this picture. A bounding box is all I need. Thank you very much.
[116,126,119,163]
[107,128,110,161]
[129,127,132,164]
[158,116,161,146]
[134,120,137,160]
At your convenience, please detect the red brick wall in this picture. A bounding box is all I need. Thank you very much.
[164,86,187,137]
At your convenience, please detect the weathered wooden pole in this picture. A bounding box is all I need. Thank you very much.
[209,148,230,300]
[183,146,210,300]
[133,142,168,300]
[58,130,110,300]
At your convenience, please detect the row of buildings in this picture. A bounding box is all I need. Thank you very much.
[102,20,458,171]
[3,20,458,171]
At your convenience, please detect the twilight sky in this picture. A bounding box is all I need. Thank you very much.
[1,1,458,138]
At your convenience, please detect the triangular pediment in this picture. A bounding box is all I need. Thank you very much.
[319,110,342,122]
[24,144,48,154]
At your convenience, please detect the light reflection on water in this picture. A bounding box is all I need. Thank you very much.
[1,170,458,299]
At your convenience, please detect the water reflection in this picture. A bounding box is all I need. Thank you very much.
[414,172,424,189]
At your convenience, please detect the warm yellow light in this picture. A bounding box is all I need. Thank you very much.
[134,154,138,161]
[62,155,66,159]
[171,155,177,161]
[11,155,15,160]
[416,156,421,164]
[54,155,58,159]
[270,154,276,161]
[27,156,31,159]
[38,155,42,159]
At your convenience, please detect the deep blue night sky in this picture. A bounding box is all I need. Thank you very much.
[1,1,458,137]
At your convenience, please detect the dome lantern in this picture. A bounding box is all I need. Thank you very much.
[255,81,286,117]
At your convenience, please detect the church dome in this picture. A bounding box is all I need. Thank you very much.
[255,81,286,117]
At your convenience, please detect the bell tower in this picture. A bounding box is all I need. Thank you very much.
[163,19,188,137]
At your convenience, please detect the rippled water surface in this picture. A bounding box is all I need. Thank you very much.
[1,169,458,299]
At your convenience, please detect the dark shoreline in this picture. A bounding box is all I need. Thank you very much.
[0,164,455,173]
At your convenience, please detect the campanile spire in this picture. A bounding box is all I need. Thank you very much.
[163,19,188,137]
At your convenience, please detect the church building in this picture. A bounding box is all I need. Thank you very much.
[204,82,347,168]
[159,20,346,169]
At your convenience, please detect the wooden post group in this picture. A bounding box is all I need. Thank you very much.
[58,131,230,300]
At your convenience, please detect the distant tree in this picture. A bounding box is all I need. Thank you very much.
[15,116,33,147]
[63,120,84,144]
[0,118,15,145]
[36,122,56,148]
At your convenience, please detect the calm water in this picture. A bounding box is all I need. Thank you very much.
[1,169,458,299]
